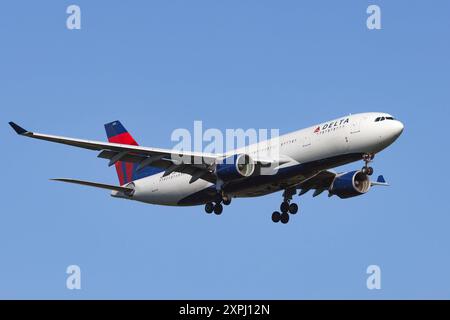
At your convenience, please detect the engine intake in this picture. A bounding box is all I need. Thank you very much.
[216,154,255,181]
[330,170,370,199]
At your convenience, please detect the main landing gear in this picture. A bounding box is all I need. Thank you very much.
[204,195,231,216]
[361,153,375,176]
[205,202,222,215]
[272,189,299,224]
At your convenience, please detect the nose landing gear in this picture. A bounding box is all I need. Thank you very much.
[362,153,375,176]
[272,189,299,224]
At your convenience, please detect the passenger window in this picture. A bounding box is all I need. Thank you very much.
[375,117,380,122]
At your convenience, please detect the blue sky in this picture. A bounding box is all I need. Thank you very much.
[1,0,449,299]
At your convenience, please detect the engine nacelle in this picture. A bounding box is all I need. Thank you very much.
[216,154,255,181]
[330,170,371,199]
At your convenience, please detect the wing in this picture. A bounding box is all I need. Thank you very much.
[297,170,389,197]
[297,170,337,197]
[9,122,279,184]
[9,121,221,181]
[9,121,217,163]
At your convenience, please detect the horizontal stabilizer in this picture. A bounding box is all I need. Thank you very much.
[51,178,134,195]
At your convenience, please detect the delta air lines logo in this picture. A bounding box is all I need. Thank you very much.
[314,118,350,134]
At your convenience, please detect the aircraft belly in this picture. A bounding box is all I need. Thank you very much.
[229,173,308,198]
[225,152,363,198]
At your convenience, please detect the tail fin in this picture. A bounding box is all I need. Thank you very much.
[104,121,138,185]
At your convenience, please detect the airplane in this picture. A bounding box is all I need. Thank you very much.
[9,112,403,224]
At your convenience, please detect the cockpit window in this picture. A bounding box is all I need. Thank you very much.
[375,116,395,122]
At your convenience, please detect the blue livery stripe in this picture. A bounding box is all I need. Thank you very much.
[104,121,128,138]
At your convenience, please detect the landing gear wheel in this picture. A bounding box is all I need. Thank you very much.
[205,202,214,214]
[280,212,290,224]
[289,203,298,214]
[362,166,374,176]
[280,201,290,214]
[272,211,281,223]
[213,203,223,215]
[222,198,232,206]
[362,153,375,176]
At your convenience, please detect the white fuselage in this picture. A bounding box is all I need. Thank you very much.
[113,112,404,206]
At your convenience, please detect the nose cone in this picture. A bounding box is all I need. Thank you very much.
[392,120,404,138]
[384,120,404,145]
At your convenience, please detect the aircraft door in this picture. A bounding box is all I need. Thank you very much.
[346,117,362,151]
[350,118,361,134]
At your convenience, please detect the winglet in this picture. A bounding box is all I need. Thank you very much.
[9,122,28,135]
[371,175,389,187]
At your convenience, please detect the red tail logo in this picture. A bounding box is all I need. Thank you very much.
[104,121,138,185]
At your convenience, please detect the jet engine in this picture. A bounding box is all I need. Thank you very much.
[215,154,255,181]
[329,170,371,199]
